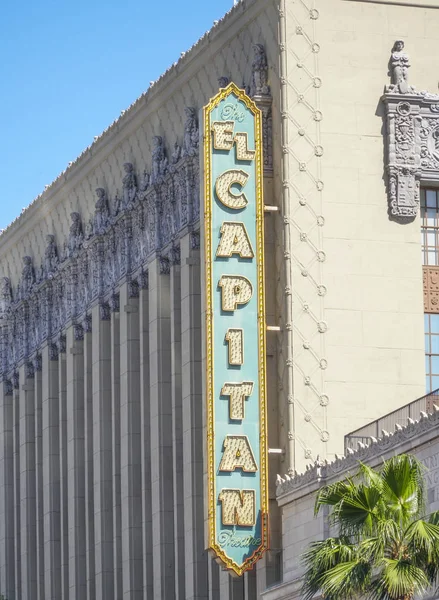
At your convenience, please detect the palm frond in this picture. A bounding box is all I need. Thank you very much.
[405,518,439,561]
[315,479,356,516]
[358,462,383,490]
[376,558,429,600]
[380,455,426,525]
[302,538,371,600]
[313,560,371,600]
[332,484,382,536]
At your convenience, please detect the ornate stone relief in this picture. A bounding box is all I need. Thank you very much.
[383,41,439,218]
[0,43,274,381]
[423,266,439,313]
[277,408,439,498]
[251,44,273,175]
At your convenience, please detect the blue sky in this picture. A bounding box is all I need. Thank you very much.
[0,0,236,230]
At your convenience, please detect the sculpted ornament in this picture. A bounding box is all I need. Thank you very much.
[382,42,439,218]
[122,162,137,209]
[94,188,110,234]
[113,190,122,218]
[151,136,168,184]
[68,212,83,257]
[85,218,94,240]
[20,256,35,299]
[139,170,150,192]
[183,108,199,157]
[218,76,230,88]
[44,235,58,276]
[0,277,12,318]
[387,41,413,95]
[171,142,182,166]
[252,44,270,96]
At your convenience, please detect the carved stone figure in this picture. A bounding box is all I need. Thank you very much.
[151,136,168,184]
[387,41,412,94]
[171,142,182,165]
[113,190,122,217]
[21,256,35,299]
[0,277,12,318]
[122,162,137,208]
[85,218,94,240]
[218,76,230,88]
[140,170,150,192]
[183,108,199,157]
[44,234,58,276]
[252,44,270,96]
[68,212,83,257]
[94,188,109,235]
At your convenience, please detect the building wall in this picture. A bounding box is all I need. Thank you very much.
[282,0,439,471]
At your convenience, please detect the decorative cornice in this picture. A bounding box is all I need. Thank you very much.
[276,406,439,499]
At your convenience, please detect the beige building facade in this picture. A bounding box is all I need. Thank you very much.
[0,0,439,598]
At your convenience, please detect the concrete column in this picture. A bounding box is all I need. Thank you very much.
[219,571,244,600]
[170,257,185,599]
[181,233,208,599]
[19,362,37,599]
[0,380,15,598]
[232,576,245,600]
[208,558,220,600]
[244,570,257,599]
[67,324,86,598]
[149,258,175,598]
[59,342,69,599]
[34,360,45,600]
[42,343,61,599]
[13,377,21,600]
[111,298,122,600]
[92,303,114,599]
[84,321,95,600]
[139,280,153,599]
[120,282,143,598]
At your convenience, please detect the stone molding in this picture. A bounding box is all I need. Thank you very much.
[276,405,439,500]
[383,40,439,218]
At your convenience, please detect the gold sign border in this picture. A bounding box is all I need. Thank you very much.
[204,82,268,576]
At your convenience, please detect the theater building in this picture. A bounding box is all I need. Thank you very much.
[0,0,439,598]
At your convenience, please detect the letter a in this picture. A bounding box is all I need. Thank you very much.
[216,222,254,259]
[219,435,257,472]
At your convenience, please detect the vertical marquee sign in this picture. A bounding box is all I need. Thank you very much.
[204,83,268,575]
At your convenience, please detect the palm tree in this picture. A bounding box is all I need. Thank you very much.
[302,454,439,600]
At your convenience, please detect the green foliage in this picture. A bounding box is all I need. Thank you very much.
[302,454,439,600]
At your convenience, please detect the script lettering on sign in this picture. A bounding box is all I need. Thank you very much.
[204,83,268,575]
